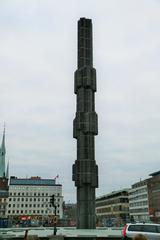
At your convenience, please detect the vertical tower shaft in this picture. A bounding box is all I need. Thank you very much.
[72,18,98,229]
[0,128,6,178]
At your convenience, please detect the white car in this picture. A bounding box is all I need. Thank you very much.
[122,223,160,240]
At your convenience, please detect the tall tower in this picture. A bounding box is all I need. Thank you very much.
[0,128,6,178]
[72,18,98,229]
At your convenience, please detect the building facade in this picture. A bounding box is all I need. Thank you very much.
[129,171,160,223]
[129,179,149,222]
[148,171,160,223]
[96,189,130,227]
[0,178,9,218]
[63,203,76,227]
[6,176,63,225]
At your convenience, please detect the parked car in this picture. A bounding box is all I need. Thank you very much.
[122,223,160,240]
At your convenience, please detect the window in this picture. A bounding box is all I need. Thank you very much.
[128,225,142,231]
[29,204,32,207]
[142,225,157,233]
[25,204,28,207]
[22,198,24,201]
[34,198,36,202]
[14,192,16,196]
[21,210,23,214]
[21,204,24,207]
[18,193,20,196]
[17,210,19,214]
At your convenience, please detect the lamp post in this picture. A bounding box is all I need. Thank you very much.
[50,194,57,235]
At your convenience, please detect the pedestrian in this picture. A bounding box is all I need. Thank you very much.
[133,234,148,240]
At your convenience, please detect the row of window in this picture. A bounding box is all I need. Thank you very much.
[8,209,60,214]
[130,208,148,213]
[129,194,148,201]
[96,198,128,207]
[9,198,60,202]
[130,188,147,195]
[10,192,60,197]
[96,205,129,214]
[0,199,7,203]
[8,203,60,208]
[129,201,148,208]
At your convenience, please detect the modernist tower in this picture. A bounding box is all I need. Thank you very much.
[72,18,98,229]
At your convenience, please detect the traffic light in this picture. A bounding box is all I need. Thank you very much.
[50,194,55,206]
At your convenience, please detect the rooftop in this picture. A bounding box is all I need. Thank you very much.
[9,176,61,186]
[96,188,130,201]
[149,170,160,177]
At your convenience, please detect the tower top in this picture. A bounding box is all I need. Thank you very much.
[77,18,93,69]
[1,126,6,155]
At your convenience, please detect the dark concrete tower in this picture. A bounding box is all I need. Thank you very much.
[72,18,98,229]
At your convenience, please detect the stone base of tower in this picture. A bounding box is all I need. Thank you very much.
[76,186,96,229]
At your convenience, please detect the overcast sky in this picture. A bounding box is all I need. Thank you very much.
[0,0,160,202]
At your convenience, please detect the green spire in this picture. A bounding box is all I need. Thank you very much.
[0,127,6,177]
[6,161,9,179]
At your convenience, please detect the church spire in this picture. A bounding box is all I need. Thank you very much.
[0,126,6,177]
[6,161,9,179]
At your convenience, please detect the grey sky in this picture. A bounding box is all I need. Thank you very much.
[0,0,160,202]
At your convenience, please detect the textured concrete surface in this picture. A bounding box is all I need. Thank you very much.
[72,18,98,229]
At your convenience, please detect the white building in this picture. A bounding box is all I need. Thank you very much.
[6,176,63,222]
[129,179,149,222]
